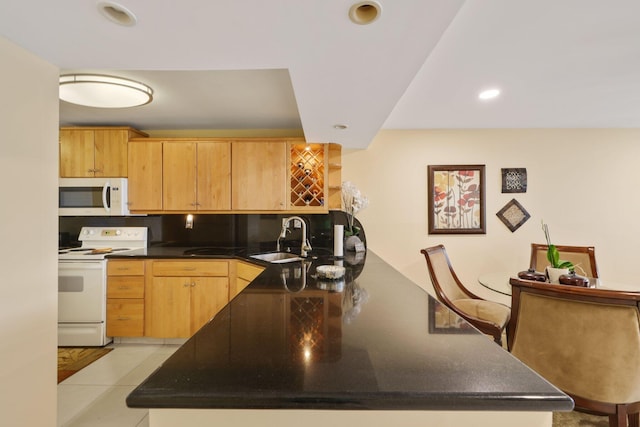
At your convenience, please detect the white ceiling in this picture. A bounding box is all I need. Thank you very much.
[1,0,639,149]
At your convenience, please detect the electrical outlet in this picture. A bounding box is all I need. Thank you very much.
[292,219,302,229]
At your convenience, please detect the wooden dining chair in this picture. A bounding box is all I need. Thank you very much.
[509,277,640,427]
[421,245,510,346]
[530,243,599,277]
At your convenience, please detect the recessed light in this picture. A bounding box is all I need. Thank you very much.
[97,1,138,26]
[333,124,348,130]
[478,88,501,101]
[348,1,382,25]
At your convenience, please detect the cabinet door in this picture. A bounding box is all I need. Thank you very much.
[197,141,231,210]
[163,141,197,210]
[232,141,287,210]
[147,277,191,338]
[190,277,229,333]
[59,129,95,177]
[128,141,163,211]
[94,129,128,177]
[231,261,264,300]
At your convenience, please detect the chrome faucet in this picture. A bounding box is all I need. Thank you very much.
[277,216,312,257]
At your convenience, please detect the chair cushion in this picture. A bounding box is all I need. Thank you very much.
[452,298,510,328]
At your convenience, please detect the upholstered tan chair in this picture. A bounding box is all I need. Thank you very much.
[530,243,599,277]
[509,277,640,427]
[421,245,510,345]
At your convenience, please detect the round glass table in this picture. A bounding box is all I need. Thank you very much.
[477,272,513,296]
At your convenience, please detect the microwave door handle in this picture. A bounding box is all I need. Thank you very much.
[102,182,111,213]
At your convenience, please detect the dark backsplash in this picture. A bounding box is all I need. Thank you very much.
[59,211,364,252]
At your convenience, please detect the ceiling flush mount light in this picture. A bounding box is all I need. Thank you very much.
[349,1,382,25]
[97,1,138,26]
[478,88,501,101]
[59,74,154,108]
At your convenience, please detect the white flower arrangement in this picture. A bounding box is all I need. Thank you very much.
[341,181,369,236]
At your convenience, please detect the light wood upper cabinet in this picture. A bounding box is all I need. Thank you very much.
[232,140,288,210]
[163,141,198,211]
[163,140,231,211]
[60,127,147,177]
[128,140,163,211]
[197,142,231,210]
[125,134,341,214]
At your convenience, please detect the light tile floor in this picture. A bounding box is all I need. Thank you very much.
[57,343,180,427]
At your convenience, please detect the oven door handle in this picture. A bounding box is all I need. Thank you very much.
[59,261,106,270]
[102,181,111,213]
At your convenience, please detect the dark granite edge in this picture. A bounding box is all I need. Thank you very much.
[127,391,573,411]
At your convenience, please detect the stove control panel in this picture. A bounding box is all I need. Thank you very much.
[79,227,148,243]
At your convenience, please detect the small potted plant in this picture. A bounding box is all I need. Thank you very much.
[542,221,574,283]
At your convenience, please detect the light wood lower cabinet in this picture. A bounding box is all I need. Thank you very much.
[231,261,265,300]
[107,260,146,337]
[145,260,230,338]
[108,258,266,339]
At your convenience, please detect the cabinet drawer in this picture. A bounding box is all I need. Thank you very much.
[107,299,144,336]
[152,260,229,277]
[107,276,144,298]
[107,260,145,276]
[237,262,264,281]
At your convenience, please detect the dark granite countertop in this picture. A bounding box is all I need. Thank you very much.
[124,250,573,412]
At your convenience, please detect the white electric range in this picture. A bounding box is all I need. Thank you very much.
[58,227,148,346]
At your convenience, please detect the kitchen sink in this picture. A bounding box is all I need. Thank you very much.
[249,252,303,263]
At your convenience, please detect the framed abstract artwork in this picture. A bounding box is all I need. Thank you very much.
[428,164,486,234]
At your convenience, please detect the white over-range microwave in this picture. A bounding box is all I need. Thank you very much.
[59,177,130,216]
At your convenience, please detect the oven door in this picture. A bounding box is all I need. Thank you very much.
[58,260,107,323]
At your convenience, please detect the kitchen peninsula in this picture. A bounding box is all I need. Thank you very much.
[121,249,572,427]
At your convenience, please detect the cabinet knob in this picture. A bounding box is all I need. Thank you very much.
[191,282,196,287]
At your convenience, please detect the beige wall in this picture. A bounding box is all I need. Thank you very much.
[0,36,59,425]
[344,129,640,303]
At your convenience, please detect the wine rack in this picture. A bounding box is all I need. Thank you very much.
[290,143,326,209]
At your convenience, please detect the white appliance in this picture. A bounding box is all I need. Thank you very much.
[59,177,130,216]
[58,226,148,346]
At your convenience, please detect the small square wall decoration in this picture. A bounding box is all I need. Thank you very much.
[496,199,530,232]
[501,168,527,193]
